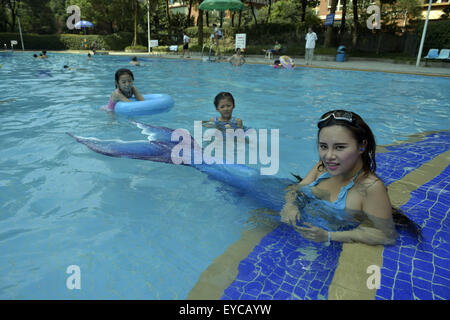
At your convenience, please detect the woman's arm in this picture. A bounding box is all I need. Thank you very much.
[132,86,145,101]
[280,162,321,226]
[332,178,398,245]
[296,179,398,246]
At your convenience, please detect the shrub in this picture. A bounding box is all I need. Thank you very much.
[416,20,450,54]
[125,45,148,52]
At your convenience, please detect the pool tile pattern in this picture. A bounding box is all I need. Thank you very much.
[376,132,450,186]
[222,226,342,300]
[375,165,450,300]
[221,131,450,300]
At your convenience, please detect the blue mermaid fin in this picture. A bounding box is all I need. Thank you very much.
[67,131,294,212]
[66,133,180,164]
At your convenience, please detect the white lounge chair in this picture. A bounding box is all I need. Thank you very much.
[424,49,439,59]
[436,49,450,60]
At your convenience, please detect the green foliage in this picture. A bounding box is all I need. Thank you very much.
[125,45,148,52]
[442,5,450,20]
[185,22,319,46]
[380,0,422,32]
[0,33,65,50]
[266,0,302,24]
[416,20,450,53]
[0,32,142,50]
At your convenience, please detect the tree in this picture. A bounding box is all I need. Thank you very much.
[442,5,450,19]
[198,1,204,48]
[352,0,359,48]
[5,0,20,32]
[340,0,347,36]
[268,0,302,24]
[300,0,320,22]
[324,0,338,47]
[249,2,258,25]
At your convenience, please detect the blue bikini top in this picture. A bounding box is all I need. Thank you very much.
[214,117,238,129]
[296,171,362,232]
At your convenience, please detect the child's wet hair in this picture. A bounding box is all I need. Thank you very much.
[214,92,235,108]
[114,68,134,88]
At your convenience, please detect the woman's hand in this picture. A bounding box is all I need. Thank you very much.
[295,223,328,243]
[280,203,301,226]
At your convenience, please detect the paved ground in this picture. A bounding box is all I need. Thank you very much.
[99,50,450,78]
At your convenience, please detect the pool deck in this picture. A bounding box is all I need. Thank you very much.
[93,50,450,78]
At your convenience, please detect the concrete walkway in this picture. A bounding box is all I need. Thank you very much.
[58,49,450,77]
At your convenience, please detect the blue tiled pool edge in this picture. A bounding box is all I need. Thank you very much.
[376,164,450,300]
[220,131,450,300]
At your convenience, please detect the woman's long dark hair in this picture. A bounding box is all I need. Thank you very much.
[301,110,422,240]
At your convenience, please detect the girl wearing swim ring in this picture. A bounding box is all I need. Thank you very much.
[281,110,420,245]
[105,68,144,112]
[209,92,243,129]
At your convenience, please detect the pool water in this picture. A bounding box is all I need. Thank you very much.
[0,52,449,299]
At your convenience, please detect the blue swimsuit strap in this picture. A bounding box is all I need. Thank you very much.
[215,117,236,124]
[307,170,362,206]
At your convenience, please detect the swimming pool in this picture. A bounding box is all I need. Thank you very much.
[0,52,449,299]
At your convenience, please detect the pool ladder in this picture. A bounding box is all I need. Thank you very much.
[201,44,216,62]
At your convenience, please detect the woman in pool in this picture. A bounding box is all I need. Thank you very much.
[105,68,144,112]
[281,110,409,245]
[208,92,243,129]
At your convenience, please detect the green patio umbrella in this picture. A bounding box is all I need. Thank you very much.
[199,0,245,11]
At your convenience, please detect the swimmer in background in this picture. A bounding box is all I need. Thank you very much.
[206,92,243,129]
[281,110,421,245]
[33,54,38,59]
[88,53,92,60]
[228,48,245,67]
[104,68,145,112]
[41,50,48,59]
[63,65,72,70]
[130,56,140,66]
[273,59,283,68]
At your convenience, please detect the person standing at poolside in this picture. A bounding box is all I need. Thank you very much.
[305,27,318,65]
[280,110,405,245]
[211,24,222,57]
[182,32,190,58]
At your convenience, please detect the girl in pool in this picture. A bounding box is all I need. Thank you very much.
[281,110,419,245]
[130,56,140,66]
[208,92,243,129]
[105,68,144,112]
